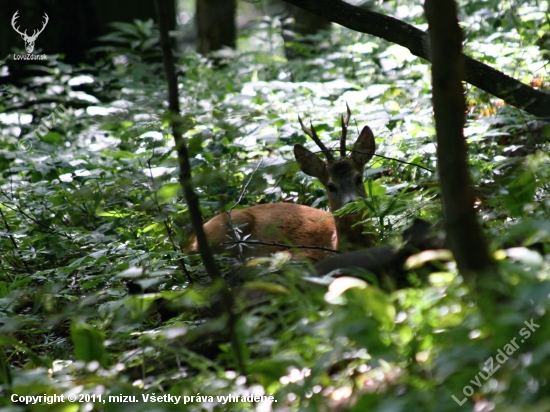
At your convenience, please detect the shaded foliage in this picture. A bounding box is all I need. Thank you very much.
[0,1,549,411]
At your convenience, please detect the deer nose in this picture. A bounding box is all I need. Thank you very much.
[341,193,361,206]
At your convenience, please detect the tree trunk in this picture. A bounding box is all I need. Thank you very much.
[281,3,331,58]
[286,5,330,36]
[424,0,494,273]
[195,0,236,55]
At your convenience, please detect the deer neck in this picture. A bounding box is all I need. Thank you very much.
[334,213,376,250]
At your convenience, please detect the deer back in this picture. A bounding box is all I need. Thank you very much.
[185,203,337,262]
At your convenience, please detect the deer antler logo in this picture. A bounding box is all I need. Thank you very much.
[11,11,49,54]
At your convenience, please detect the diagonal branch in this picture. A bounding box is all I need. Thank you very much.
[282,0,550,118]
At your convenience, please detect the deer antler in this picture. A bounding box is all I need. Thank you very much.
[32,13,49,40]
[11,11,26,37]
[298,115,335,162]
[340,103,351,157]
[11,11,49,41]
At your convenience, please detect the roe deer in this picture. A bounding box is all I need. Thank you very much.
[185,108,377,262]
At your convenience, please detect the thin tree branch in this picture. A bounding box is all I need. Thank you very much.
[295,149,434,173]
[155,0,221,283]
[154,0,243,374]
[221,239,339,254]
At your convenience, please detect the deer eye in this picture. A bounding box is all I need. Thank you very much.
[355,176,363,186]
[327,183,338,193]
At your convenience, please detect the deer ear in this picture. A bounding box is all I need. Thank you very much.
[350,126,375,168]
[294,144,328,184]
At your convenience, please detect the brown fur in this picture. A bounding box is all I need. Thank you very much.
[186,203,337,262]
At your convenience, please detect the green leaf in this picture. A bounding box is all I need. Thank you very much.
[70,320,109,367]
[156,183,180,205]
[503,169,536,217]
[366,180,386,196]
[97,210,132,217]
[41,132,63,144]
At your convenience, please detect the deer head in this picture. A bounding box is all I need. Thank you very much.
[11,11,49,54]
[293,106,376,249]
